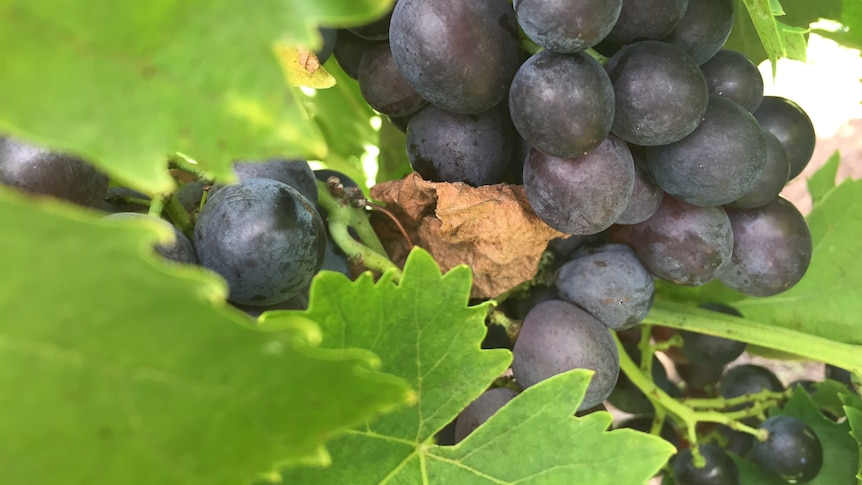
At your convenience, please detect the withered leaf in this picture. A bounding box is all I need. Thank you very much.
[371,173,567,298]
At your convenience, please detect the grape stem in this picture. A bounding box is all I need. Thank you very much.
[316,179,401,280]
[647,300,862,376]
[162,194,194,240]
[614,333,769,452]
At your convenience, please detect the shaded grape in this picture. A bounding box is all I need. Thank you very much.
[606,0,689,44]
[390,0,520,113]
[719,364,783,400]
[514,0,622,53]
[454,388,519,442]
[358,43,427,118]
[614,415,679,449]
[645,95,767,207]
[103,212,197,265]
[606,41,708,146]
[615,149,663,225]
[333,30,381,79]
[727,130,791,209]
[679,303,746,368]
[754,416,823,483]
[672,444,740,485]
[611,195,733,286]
[0,134,108,208]
[511,300,620,411]
[720,197,812,296]
[523,135,634,236]
[754,96,816,180]
[700,49,764,113]
[233,159,318,204]
[509,49,615,158]
[406,104,512,186]
[348,4,394,40]
[556,243,654,330]
[663,0,734,64]
[194,178,326,306]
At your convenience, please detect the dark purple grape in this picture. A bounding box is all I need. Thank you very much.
[612,195,733,286]
[348,4,394,40]
[754,96,816,180]
[389,0,520,113]
[0,134,109,208]
[676,362,726,390]
[719,364,783,400]
[678,304,746,368]
[320,237,351,278]
[825,364,853,387]
[315,28,338,65]
[662,0,734,64]
[615,149,663,225]
[700,49,764,113]
[194,178,326,306]
[645,95,767,207]
[672,444,740,485]
[514,0,622,53]
[556,243,654,330]
[717,424,754,457]
[523,135,634,236]
[720,197,812,297]
[511,300,620,411]
[233,159,318,204]
[614,415,679,449]
[406,104,512,186]
[103,212,197,265]
[606,41,708,146]
[607,0,689,44]
[358,43,427,118]
[454,387,519,442]
[727,130,790,209]
[607,353,672,415]
[174,180,205,214]
[332,30,381,79]
[509,49,615,158]
[754,416,823,483]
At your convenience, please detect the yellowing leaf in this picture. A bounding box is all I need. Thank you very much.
[275,43,336,89]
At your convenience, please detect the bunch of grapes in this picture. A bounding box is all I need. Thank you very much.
[319,0,842,483]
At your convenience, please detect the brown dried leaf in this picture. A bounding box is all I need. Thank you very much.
[370,173,567,299]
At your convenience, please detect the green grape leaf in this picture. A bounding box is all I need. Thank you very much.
[0,0,392,194]
[809,379,854,419]
[261,249,674,484]
[308,61,377,192]
[654,162,862,345]
[807,151,840,205]
[376,116,413,184]
[841,392,862,480]
[0,187,413,485]
[767,389,859,485]
[727,0,810,67]
[812,0,862,51]
[731,457,786,485]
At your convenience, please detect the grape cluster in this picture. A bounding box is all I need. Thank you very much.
[0,133,353,316]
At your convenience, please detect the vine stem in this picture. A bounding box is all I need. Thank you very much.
[316,179,401,280]
[646,300,862,375]
[614,333,769,443]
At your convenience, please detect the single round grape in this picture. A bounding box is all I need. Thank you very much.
[511,300,620,411]
[233,159,318,204]
[514,0,622,53]
[754,416,823,483]
[672,444,740,485]
[103,212,197,265]
[662,0,734,64]
[332,30,381,79]
[509,49,615,158]
[606,0,689,44]
[728,130,790,209]
[676,362,726,390]
[523,135,634,236]
[358,43,427,118]
[194,178,326,306]
[314,28,338,65]
[389,0,520,113]
[718,424,754,457]
[0,134,109,208]
[556,243,654,330]
[610,194,733,286]
[615,149,663,225]
[679,303,746,368]
[348,4,394,40]
[614,415,679,449]
[719,364,784,400]
[720,197,812,297]
[406,104,512,186]
[645,95,767,207]
[754,96,816,180]
[454,387,519,442]
[700,49,764,113]
[606,41,708,146]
